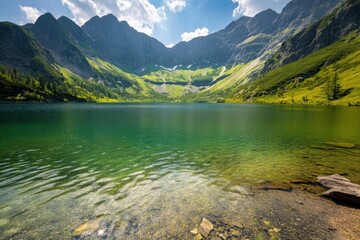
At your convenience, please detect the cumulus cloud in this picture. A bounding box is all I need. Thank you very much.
[19,5,45,23]
[166,43,175,48]
[232,0,289,17]
[61,0,166,36]
[181,27,209,42]
[165,0,187,13]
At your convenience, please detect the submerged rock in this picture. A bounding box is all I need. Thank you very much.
[229,186,255,196]
[232,221,244,229]
[317,174,360,206]
[193,233,203,240]
[190,228,199,235]
[199,218,214,237]
[256,180,292,192]
[0,219,9,227]
[72,220,99,238]
[324,142,356,149]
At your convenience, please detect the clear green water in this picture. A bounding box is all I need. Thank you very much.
[0,103,359,239]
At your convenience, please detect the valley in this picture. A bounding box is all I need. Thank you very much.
[0,0,359,105]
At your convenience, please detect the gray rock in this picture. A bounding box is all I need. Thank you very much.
[317,174,360,206]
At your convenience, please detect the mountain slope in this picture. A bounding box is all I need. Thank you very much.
[170,0,343,68]
[229,30,360,105]
[82,14,171,71]
[265,0,360,71]
[26,13,93,77]
[0,22,58,78]
[57,16,95,55]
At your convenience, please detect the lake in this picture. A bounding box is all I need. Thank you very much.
[0,103,359,239]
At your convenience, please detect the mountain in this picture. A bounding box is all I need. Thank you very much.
[0,16,161,102]
[57,16,95,55]
[168,10,279,68]
[0,21,62,79]
[265,0,360,70]
[227,0,360,106]
[170,0,343,67]
[0,0,359,105]
[82,14,170,71]
[273,0,342,31]
[26,13,93,77]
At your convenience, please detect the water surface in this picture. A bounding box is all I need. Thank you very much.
[0,103,359,239]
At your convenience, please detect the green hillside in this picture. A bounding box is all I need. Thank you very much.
[0,58,165,102]
[141,67,224,99]
[228,31,360,106]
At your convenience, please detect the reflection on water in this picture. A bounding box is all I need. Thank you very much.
[0,103,359,239]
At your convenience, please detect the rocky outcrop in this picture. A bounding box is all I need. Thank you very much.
[317,174,360,206]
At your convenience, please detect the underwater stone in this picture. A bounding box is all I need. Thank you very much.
[324,142,356,149]
[191,228,199,235]
[193,233,203,240]
[72,220,99,238]
[199,217,214,237]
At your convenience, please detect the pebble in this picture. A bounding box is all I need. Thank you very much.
[231,230,241,237]
[193,233,203,240]
[191,228,199,235]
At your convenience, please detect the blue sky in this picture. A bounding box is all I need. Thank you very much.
[0,0,290,46]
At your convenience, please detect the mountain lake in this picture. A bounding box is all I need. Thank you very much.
[0,103,359,239]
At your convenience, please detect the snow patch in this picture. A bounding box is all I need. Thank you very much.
[159,65,178,71]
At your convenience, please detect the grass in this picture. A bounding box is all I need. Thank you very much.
[229,31,360,106]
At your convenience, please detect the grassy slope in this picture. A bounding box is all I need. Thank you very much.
[142,67,222,84]
[87,58,163,101]
[0,57,167,102]
[141,67,223,99]
[228,31,360,106]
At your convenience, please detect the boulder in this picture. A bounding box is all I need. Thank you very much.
[317,174,360,206]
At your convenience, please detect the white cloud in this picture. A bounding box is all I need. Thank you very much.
[232,0,289,17]
[166,43,175,48]
[181,27,209,42]
[165,0,187,13]
[61,0,166,36]
[19,5,45,23]
[232,0,257,17]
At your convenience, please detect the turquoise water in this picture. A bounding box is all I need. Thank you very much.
[0,103,359,239]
